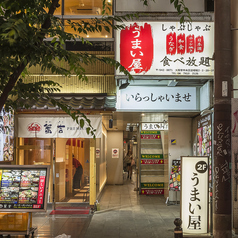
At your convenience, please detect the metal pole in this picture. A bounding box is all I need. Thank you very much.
[213,0,232,237]
[52,138,56,211]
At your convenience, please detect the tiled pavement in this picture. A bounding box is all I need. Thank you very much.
[5,172,181,238]
[84,176,180,238]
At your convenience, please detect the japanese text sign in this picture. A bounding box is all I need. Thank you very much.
[116,22,214,76]
[0,165,50,212]
[17,115,102,138]
[181,156,209,234]
[141,122,168,131]
[116,86,197,111]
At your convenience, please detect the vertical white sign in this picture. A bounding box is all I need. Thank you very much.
[181,156,208,234]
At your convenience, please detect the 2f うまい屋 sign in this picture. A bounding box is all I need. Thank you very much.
[181,156,209,234]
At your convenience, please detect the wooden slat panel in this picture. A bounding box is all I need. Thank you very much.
[23,75,116,94]
[27,51,115,75]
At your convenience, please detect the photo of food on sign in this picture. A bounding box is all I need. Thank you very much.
[0,108,14,162]
[0,168,47,210]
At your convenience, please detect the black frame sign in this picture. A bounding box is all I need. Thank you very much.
[0,165,50,212]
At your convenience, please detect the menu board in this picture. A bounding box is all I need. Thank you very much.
[0,165,50,212]
[0,108,14,161]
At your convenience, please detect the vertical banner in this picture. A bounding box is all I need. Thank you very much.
[181,156,208,234]
[0,108,14,162]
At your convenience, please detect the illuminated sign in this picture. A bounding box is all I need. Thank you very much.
[116,86,197,111]
[116,22,214,76]
[141,189,164,195]
[181,156,208,234]
[18,115,102,138]
[141,159,164,164]
[0,165,50,212]
[141,122,168,131]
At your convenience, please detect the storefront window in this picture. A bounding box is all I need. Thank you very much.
[18,138,52,166]
[17,138,53,202]
[54,0,62,15]
[64,19,112,38]
[64,0,113,16]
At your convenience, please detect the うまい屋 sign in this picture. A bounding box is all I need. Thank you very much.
[116,21,214,76]
[181,156,209,234]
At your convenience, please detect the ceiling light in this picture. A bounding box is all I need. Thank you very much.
[168,79,178,87]
[119,79,130,90]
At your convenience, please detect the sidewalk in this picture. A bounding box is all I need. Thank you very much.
[7,172,179,238]
[84,174,180,238]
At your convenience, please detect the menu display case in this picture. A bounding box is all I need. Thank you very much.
[0,165,50,212]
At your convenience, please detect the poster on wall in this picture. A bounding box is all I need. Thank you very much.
[0,108,14,162]
[116,21,214,76]
[0,165,50,212]
[181,156,209,234]
[232,98,238,136]
[197,114,212,183]
[112,148,119,158]
[96,148,100,159]
[169,160,180,191]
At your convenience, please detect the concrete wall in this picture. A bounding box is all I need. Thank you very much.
[168,117,193,201]
[106,131,124,185]
[115,0,204,12]
[168,117,193,162]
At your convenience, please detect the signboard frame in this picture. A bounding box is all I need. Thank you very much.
[115,21,214,76]
[181,156,209,234]
[0,165,50,212]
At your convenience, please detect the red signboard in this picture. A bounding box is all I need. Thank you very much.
[37,176,46,205]
[186,34,195,54]
[120,23,154,74]
[141,189,164,195]
[196,36,204,53]
[177,33,186,55]
[141,134,161,139]
[166,32,176,55]
[141,159,164,164]
[166,32,205,55]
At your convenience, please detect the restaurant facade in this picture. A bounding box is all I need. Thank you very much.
[0,1,216,229]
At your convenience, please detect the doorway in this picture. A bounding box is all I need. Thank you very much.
[55,138,90,204]
[17,137,90,206]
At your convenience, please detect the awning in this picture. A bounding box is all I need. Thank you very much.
[18,94,116,110]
